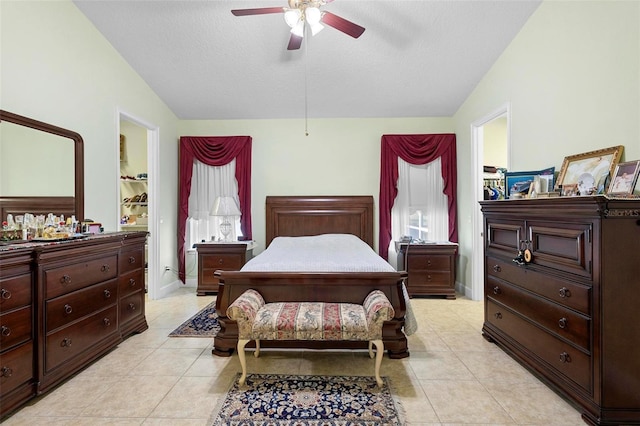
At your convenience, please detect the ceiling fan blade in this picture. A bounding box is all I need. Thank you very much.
[287,33,303,50]
[231,7,284,16]
[321,11,365,39]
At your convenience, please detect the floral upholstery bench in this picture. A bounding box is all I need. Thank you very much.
[227,289,395,387]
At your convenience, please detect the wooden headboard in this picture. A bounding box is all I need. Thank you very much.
[265,195,374,249]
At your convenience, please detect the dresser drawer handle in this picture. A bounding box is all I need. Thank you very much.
[559,352,571,363]
[1,325,11,337]
[128,302,136,311]
[493,286,501,295]
[129,278,136,287]
[558,317,568,329]
[101,264,110,273]
[103,318,111,327]
[60,275,72,285]
[494,312,502,319]
[104,289,111,298]
[559,287,571,298]
[218,259,224,265]
[61,338,72,347]
[426,274,432,281]
[128,256,136,264]
[1,366,13,378]
[64,304,73,314]
[426,260,432,266]
[492,265,501,273]
[0,288,11,300]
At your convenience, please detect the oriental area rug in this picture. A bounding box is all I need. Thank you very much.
[209,373,404,426]
[168,301,220,337]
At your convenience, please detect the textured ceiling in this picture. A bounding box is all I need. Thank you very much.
[73,0,541,120]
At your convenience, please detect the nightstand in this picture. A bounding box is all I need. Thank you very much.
[194,242,255,295]
[396,242,458,299]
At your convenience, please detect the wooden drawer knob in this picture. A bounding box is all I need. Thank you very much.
[0,288,11,300]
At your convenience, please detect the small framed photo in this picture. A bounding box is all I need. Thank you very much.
[561,183,578,197]
[607,160,640,195]
[505,167,554,199]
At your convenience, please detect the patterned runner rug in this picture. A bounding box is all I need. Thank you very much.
[210,373,404,426]
[168,301,220,337]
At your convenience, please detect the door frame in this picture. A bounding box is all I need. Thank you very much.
[470,102,511,301]
[116,109,160,300]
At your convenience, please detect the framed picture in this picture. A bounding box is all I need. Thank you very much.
[505,167,554,199]
[607,160,640,195]
[561,183,578,197]
[555,145,623,194]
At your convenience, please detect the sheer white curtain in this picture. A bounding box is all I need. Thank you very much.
[185,158,240,249]
[389,157,449,268]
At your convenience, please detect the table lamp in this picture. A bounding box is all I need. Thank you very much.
[210,196,241,241]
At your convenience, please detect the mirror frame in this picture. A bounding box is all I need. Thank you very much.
[0,109,84,221]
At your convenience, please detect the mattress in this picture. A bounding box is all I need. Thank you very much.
[241,233,417,335]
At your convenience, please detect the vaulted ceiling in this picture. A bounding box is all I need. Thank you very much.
[74,0,541,120]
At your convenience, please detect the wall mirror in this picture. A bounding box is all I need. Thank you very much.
[0,110,84,221]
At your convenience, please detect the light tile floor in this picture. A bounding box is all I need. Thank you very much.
[3,288,585,425]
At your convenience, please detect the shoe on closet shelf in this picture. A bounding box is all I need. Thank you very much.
[139,192,148,203]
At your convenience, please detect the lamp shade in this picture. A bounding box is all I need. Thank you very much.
[210,196,241,217]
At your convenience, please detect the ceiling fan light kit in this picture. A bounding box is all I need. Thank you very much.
[231,0,365,50]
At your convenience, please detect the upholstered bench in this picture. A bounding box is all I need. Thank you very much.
[227,289,395,387]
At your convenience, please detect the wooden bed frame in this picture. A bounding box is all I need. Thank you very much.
[213,195,410,359]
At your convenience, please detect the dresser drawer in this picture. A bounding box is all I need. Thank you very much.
[0,274,32,313]
[119,248,145,275]
[486,257,590,315]
[527,221,593,279]
[45,255,118,299]
[46,279,118,332]
[119,269,145,297]
[487,277,590,350]
[0,341,34,394]
[0,306,32,350]
[45,305,118,372]
[407,255,450,271]
[487,299,591,392]
[201,254,243,270]
[119,291,144,325]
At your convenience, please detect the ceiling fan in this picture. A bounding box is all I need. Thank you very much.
[231,0,365,50]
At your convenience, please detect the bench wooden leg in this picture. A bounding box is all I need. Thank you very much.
[237,339,250,385]
[368,341,374,358]
[254,339,260,358]
[371,339,384,387]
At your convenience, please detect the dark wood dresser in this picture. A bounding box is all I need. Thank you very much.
[0,232,148,418]
[480,196,640,425]
[195,242,254,295]
[396,242,457,298]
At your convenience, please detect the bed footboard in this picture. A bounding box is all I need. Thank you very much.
[212,271,410,359]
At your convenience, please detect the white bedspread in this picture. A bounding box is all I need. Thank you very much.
[241,234,418,335]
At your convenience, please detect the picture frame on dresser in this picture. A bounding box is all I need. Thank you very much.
[555,145,623,193]
[606,160,640,195]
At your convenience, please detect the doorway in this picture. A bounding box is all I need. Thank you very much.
[470,103,511,301]
[117,110,160,300]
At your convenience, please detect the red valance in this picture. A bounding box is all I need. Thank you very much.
[378,134,457,258]
[178,136,252,282]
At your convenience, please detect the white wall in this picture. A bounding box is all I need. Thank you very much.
[178,117,455,255]
[454,0,640,292]
[1,1,180,293]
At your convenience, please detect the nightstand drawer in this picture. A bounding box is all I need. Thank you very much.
[201,254,243,270]
[407,255,450,271]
